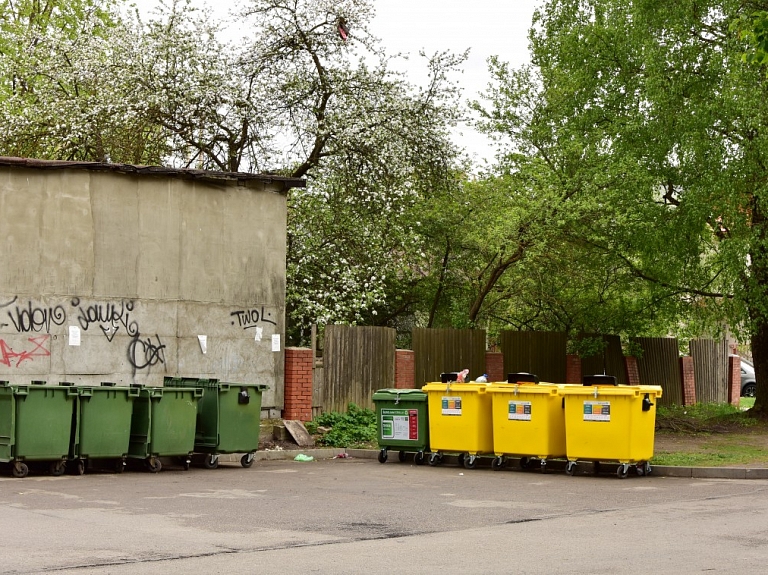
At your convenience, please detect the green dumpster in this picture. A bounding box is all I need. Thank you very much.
[0,381,78,478]
[70,383,140,474]
[373,388,429,465]
[127,385,203,472]
[166,377,268,469]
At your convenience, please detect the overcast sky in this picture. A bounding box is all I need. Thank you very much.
[129,0,542,164]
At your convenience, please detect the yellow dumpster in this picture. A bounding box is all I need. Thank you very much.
[422,380,493,469]
[559,381,662,479]
[487,381,566,472]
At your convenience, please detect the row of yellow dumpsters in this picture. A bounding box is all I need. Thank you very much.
[373,373,663,479]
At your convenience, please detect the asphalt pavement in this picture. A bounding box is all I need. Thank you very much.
[1,450,767,574]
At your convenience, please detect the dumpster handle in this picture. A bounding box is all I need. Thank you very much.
[394,391,401,405]
[593,386,599,398]
[642,393,653,412]
[513,384,519,396]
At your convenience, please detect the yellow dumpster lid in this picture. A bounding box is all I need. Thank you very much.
[486,383,560,395]
[421,382,488,393]
[558,385,663,398]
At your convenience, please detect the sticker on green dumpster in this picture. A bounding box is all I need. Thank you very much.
[441,396,462,416]
[381,408,419,440]
[583,401,611,421]
[508,401,532,421]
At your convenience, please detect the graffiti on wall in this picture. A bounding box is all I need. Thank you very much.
[0,335,51,368]
[71,297,139,342]
[230,306,277,330]
[1,297,163,372]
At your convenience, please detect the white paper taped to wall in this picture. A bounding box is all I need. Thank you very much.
[69,326,81,346]
[255,326,263,342]
[272,334,280,352]
[198,335,207,354]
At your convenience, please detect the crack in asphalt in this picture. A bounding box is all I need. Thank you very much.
[28,508,626,574]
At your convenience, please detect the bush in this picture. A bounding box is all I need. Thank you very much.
[306,403,377,448]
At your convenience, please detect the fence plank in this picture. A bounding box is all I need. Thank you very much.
[689,339,729,404]
[322,325,396,412]
[631,337,681,406]
[413,328,486,385]
[579,334,627,384]
[500,331,567,383]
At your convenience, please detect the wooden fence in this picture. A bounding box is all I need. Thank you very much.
[690,338,730,404]
[631,337,682,406]
[312,325,733,412]
[500,331,567,383]
[321,325,395,412]
[579,333,627,384]
[413,328,487,386]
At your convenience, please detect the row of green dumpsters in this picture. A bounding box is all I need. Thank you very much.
[0,378,267,478]
[373,373,663,479]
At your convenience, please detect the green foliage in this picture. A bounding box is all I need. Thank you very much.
[306,403,377,448]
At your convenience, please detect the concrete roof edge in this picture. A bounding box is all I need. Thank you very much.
[0,156,306,190]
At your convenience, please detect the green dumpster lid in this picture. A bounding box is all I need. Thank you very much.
[372,389,427,401]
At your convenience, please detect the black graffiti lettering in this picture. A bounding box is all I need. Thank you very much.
[230,306,277,329]
[6,301,66,333]
[74,300,139,338]
[128,334,166,370]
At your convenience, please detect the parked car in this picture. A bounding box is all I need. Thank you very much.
[741,359,757,398]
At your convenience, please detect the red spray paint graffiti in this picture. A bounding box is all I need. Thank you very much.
[0,335,51,368]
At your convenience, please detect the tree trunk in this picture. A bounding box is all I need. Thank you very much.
[750,325,768,418]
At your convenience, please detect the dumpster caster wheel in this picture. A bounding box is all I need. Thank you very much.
[378,449,388,464]
[428,453,442,466]
[12,461,28,478]
[414,451,426,465]
[398,450,407,463]
[463,454,478,470]
[492,456,506,471]
[636,462,651,476]
[565,461,576,476]
[617,464,629,479]
[115,460,126,474]
[203,454,219,469]
[183,459,191,471]
[49,460,66,477]
[73,459,85,476]
[241,453,255,468]
[146,458,162,473]
[519,457,531,469]
[540,459,547,473]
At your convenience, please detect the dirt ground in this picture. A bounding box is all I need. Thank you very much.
[257,422,768,468]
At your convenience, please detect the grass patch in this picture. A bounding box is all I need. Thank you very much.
[741,397,756,410]
[652,441,768,467]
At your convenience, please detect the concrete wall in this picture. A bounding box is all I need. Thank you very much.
[0,165,291,411]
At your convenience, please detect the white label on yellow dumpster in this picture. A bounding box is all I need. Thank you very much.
[583,401,611,421]
[441,396,462,415]
[508,401,532,421]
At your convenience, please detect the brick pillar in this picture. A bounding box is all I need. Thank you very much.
[728,355,741,406]
[283,347,313,421]
[485,352,504,382]
[566,354,582,384]
[625,356,640,385]
[395,349,415,389]
[680,356,696,405]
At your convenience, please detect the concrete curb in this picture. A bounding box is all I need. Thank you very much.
[221,448,768,479]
